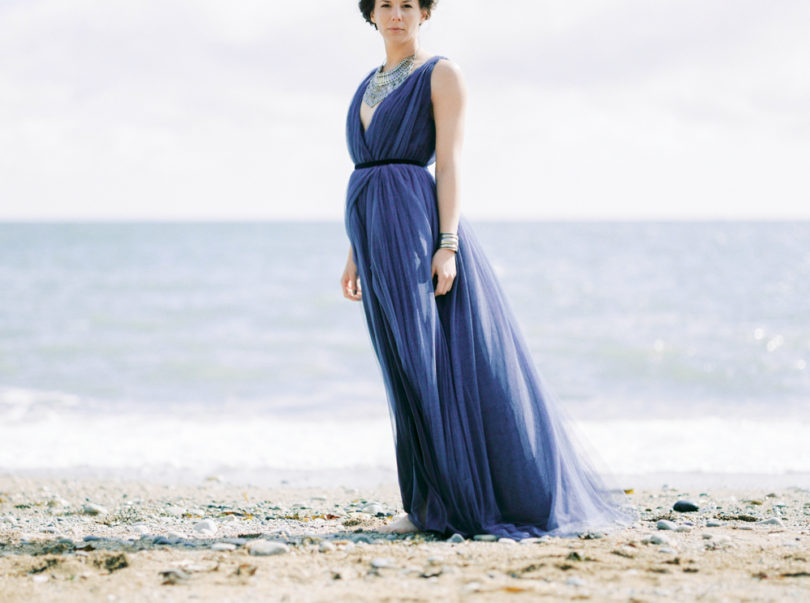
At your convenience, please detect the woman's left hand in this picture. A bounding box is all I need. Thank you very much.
[431,248,457,296]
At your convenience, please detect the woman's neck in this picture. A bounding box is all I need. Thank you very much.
[382,40,421,71]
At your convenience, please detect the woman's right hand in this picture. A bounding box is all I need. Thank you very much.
[341,249,362,301]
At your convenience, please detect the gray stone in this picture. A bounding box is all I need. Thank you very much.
[472,534,497,542]
[248,540,289,556]
[82,503,108,516]
[193,519,217,537]
[706,520,724,527]
[656,519,678,531]
[210,542,236,551]
[370,557,394,569]
[757,517,785,527]
[447,533,465,543]
[673,500,700,512]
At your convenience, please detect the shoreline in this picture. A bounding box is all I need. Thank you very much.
[1,473,809,601]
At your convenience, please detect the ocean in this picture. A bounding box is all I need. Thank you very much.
[1,221,808,487]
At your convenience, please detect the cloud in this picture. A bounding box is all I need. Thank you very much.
[0,0,808,219]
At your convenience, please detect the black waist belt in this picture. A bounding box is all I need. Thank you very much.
[354,158,427,170]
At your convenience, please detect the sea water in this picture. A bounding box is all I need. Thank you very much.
[1,222,808,486]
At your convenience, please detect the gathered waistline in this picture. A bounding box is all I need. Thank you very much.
[354,158,427,170]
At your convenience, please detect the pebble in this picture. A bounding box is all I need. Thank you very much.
[210,542,236,552]
[247,540,289,556]
[82,503,108,516]
[370,557,394,569]
[658,546,678,554]
[656,520,678,531]
[427,555,443,566]
[497,538,516,544]
[644,534,672,546]
[673,500,700,512]
[193,519,217,537]
[472,534,497,542]
[361,503,385,515]
[319,541,336,552]
[566,577,585,587]
[447,533,465,543]
[519,537,542,544]
[757,517,784,527]
[706,520,724,527]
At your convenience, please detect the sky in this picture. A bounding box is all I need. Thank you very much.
[0,0,808,220]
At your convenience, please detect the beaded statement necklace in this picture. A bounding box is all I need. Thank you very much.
[362,54,416,107]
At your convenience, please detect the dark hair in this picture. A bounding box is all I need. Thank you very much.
[358,0,438,29]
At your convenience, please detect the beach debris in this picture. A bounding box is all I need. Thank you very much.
[93,553,129,573]
[447,533,465,543]
[233,563,258,577]
[82,503,108,516]
[247,540,288,556]
[673,500,699,512]
[160,568,191,585]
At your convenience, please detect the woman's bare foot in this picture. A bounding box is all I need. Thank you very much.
[377,513,419,534]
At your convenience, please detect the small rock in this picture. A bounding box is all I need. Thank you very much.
[644,534,672,546]
[675,525,691,533]
[656,520,678,530]
[159,568,191,584]
[361,503,385,515]
[472,534,497,542]
[757,517,784,527]
[370,557,394,569]
[82,503,108,516]
[497,537,516,544]
[673,500,700,512]
[319,541,336,552]
[247,540,288,556]
[427,556,444,566]
[658,546,678,554]
[566,577,585,587]
[210,542,236,552]
[519,537,542,544]
[706,520,724,527]
[447,533,465,543]
[702,533,713,540]
[193,520,217,537]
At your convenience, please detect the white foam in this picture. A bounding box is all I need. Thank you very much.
[0,411,808,478]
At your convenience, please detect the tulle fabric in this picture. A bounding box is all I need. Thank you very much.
[344,56,638,538]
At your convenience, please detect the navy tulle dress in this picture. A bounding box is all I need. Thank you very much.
[344,55,638,539]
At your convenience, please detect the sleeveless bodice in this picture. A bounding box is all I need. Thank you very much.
[346,55,442,166]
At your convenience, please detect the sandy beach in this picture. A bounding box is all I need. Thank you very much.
[1,474,809,601]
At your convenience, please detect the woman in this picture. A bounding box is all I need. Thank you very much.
[341,0,637,538]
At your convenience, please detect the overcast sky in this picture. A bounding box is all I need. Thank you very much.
[1,0,808,220]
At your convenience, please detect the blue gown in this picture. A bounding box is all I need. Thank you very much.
[344,55,638,539]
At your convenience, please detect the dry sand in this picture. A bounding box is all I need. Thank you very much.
[1,474,809,601]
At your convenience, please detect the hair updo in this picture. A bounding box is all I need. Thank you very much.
[358,0,438,29]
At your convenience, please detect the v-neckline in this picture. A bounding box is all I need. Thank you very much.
[359,56,436,138]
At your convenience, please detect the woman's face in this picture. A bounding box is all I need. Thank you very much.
[371,0,428,41]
